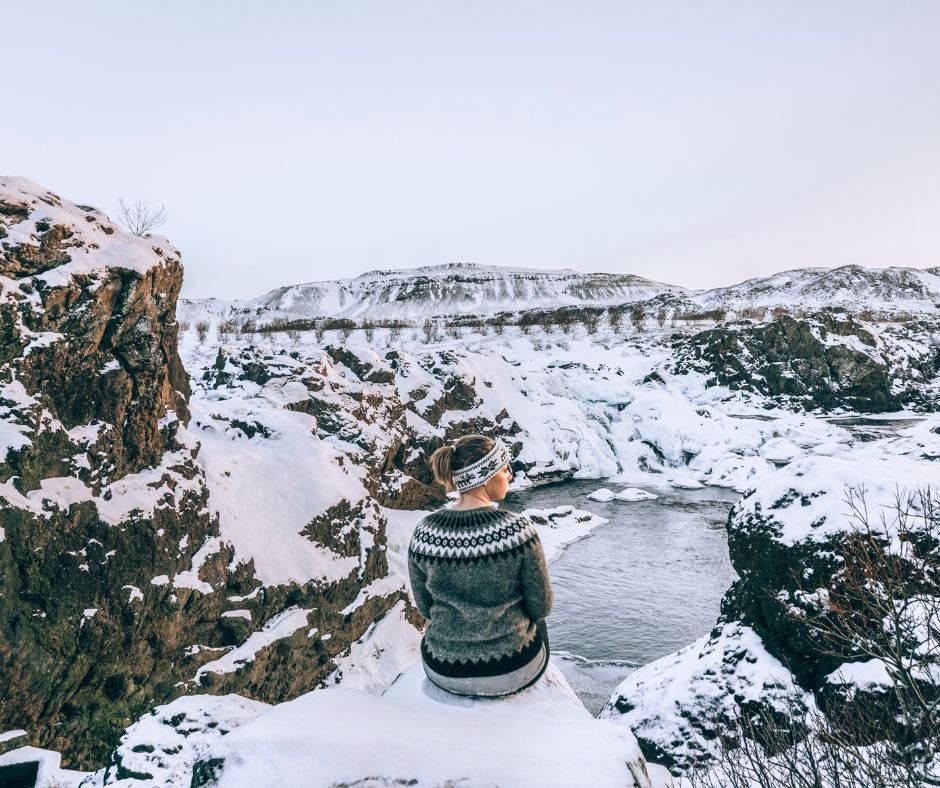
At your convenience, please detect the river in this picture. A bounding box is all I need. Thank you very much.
[503,479,740,714]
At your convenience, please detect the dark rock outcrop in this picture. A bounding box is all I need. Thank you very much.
[673,309,940,412]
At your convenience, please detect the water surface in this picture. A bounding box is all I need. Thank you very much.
[503,479,739,713]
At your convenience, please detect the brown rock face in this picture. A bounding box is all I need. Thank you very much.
[0,180,404,768]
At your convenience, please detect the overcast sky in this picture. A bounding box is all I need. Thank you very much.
[5,1,940,299]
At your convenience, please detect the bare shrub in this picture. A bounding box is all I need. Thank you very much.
[338,325,354,341]
[630,304,645,331]
[389,325,403,342]
[655,306,667,328]
[493,322,505,335]
[520,323,532,335]
[363,322,376,342]
[314,325,326,342]
[117,197,167,236]
[422,319,440,343]
[178,320,191,333]
[195,320,209,344]
[739,306,768,322]
[445,325,463,339]
[771,306,790,320]
[217,320,236,340]
[584,314,600,334]
[241,319,256,334]
[608,310,623,332]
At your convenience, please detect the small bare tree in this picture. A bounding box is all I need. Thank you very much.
[363,323,376,343]
[422,319,440,343]
[389,325,403,343]
[117,197,167,236]
[630,304,645,331]
[195,320,209,344]
[217,320,236,340]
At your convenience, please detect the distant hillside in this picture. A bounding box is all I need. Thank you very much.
[181,262,940,324]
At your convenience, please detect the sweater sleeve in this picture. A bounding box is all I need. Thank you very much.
[407,549,433,621]
[520,531,554,621]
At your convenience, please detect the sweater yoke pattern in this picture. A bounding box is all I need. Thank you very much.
[409,508,539,562]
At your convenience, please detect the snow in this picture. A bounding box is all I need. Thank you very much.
[198,663,672,788]
[603,622,814,769]
[670,477,705,490]
[192,607,312,682]
[826,659,892,693]
[616,487,659,501]
[0,177,179,286]
[189,397,366,586]
[220,609,251,620]
[99,694,270,787]
[123,585,144,603]
[589,487,616,501]
[0,729,26,743]
[323,601,421,692]
[520,505,609,562]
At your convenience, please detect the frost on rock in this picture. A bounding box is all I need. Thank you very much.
[191,663,673,788]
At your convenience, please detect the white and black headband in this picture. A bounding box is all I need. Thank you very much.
[451,438,512,493]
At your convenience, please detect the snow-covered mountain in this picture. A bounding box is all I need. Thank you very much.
[182,262,940,324]
[183,263,682,322]
[693,264,940,314]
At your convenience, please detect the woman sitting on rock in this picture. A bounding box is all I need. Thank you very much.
[408,434,554,697]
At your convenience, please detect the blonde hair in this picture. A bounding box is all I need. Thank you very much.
[429,434,496,492]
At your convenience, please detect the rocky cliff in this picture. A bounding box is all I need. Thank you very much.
[674,309,940,412]
[0,179,404,768]
[602,418,940,772]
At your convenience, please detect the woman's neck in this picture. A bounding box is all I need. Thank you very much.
[451,491,495,511]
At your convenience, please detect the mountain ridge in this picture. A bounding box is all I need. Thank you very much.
[182,261,940,322]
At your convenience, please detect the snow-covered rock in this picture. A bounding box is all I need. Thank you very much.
[604,416,940,772]
[615,487,659,502]
[674,309,940,412]
[588,487,616,501]
[191,664,673,788]
[669,477,704,490]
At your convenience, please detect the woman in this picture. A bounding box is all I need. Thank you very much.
[408,434,554,697]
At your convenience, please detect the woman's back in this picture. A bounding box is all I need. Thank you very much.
[409,433,554,696]
[408,505,553,680]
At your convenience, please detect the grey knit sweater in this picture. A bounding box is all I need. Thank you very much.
[408,505,553,674]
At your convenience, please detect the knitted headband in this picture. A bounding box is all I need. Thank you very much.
[451,438,512,493]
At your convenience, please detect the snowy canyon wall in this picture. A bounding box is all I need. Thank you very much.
[0,180,406,767]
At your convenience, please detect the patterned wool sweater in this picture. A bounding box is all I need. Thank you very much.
[408,505,553,674]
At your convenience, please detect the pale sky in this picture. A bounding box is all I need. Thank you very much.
[5,1,940,299]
